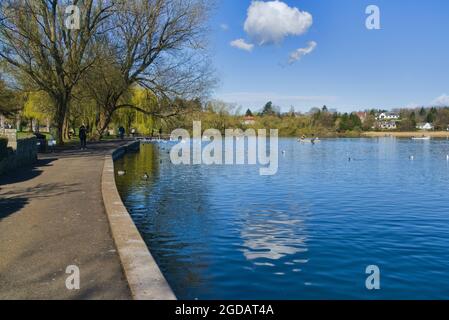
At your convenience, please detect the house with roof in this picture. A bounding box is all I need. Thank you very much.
[242,116,256,126]
[376,112,400,121]
[356,112,367,123]
[417,122,434,131]
[378,121,397,130]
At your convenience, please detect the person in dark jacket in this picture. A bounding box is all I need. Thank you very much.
[118,126,125,140]
[79,125,87,150]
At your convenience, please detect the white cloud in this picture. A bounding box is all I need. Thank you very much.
[244,0,313,45]
[288,41,317,64]
[432,94,449,107]
[220,23,229,31]
[230,38,254,52]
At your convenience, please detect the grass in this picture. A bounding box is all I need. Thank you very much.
[17,131,53,140]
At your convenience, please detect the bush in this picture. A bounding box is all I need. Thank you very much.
[0,137,8,160]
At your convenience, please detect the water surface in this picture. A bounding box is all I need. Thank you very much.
[115,138,449,299]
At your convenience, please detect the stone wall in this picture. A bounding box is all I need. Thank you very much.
[103,141,176,300]
[0,129,18,149]
[0,137,38,176]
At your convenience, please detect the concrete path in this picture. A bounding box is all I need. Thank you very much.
[0,141,132,300]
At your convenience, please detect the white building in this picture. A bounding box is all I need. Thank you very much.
[376,112,400,121]
[417,122,434,131]
[377,121,397,130]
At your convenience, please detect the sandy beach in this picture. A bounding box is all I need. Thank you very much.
[362,131,449,138]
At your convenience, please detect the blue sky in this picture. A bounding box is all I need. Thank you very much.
[209,0,449,113]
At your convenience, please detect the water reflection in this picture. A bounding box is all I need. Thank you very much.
[241,207,307,262]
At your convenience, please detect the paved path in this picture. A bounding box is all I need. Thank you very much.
[0,141,132,300]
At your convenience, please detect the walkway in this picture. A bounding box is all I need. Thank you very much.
[0,141,132,299]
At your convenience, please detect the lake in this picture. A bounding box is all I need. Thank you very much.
[114,138,449,299]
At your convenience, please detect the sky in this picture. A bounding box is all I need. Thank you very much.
[208,0,449,113]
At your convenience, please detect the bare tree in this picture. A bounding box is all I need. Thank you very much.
[0,0,114,143]
[84,0,216,139]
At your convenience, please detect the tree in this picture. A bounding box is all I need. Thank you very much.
[434,108,449,130]
[0,78,17,116]
[363,113,376,131]
[419,107,426,117]
[426,107,438,123]
[338,112,362,131]
[0,0,115,143]
[23,91,53,132]
[245,109,253,117]
[85,0,215,139]
[261,101,275,116]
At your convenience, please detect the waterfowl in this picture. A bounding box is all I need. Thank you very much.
[142,173,149,180]
[117,170,126,176]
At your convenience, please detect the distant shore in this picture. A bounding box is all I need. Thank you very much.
[362,131,449,138]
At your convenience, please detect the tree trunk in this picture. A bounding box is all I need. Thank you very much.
[54,94,70,145]
[92,111,113,141]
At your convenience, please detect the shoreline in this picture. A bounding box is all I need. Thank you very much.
[362,131,449,138]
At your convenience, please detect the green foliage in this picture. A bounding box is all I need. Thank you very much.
[261,101,276,116]
[23,92,52,122]
[337,113,362,132]
[426,108,437,123]
[419,107,426,117]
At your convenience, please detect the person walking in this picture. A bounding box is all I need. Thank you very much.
[79,125,87,150]
[118,126,125,140]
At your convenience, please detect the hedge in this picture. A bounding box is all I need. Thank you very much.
[0,137,8,160]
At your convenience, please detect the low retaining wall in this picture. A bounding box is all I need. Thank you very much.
[102,141,176,300]
[0,137,37,176]
[0,129,18,149]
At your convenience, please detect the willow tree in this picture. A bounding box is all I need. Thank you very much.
[23,91,53,132]
[84,0,216,139]
[0,0,114,144]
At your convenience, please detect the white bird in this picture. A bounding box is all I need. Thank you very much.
[446,155,449,161]
[143,173,149,180]
[117,170,126,176]
[409,155,414,161]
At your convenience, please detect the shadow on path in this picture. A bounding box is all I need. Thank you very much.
[0,158,56,187]
[0,159,58,220]
[0,182,81,221]
[0,197,28,220]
